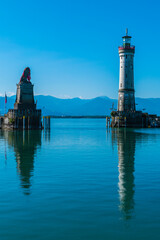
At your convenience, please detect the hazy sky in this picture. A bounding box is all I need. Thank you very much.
[0,0,160,99]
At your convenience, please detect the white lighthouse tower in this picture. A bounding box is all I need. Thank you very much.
[118,29,135,112]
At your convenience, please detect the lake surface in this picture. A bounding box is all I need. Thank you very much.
[0,119,160,240]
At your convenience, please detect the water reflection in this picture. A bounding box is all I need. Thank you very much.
[112,129,156,219]
[43,129,51,142]
[2,130,41,195]
[112,129,142,219]
[114,129,136,220]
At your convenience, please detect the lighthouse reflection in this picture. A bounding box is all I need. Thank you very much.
[112,129,136,219]
[4,130,41,195]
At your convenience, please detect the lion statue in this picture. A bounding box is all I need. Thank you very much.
[20,67,31,83]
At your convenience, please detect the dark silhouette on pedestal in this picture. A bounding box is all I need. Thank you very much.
[1,68,42,129]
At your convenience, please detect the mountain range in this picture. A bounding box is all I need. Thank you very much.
[0,95,160,116]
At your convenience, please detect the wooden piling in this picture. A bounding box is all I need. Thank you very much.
[124,117,126,128]
[106,117,108,128]
[23,116,25,130]
[43,116,45,129]
[118,117,120,128]
[28,117,31,129]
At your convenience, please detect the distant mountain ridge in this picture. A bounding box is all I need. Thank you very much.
[0,95,160,116]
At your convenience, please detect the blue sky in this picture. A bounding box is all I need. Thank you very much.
[0,0,160,99]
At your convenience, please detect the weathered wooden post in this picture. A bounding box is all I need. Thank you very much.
[106,117,108,128]
[112,117,114,127]
[23,116,25,130]
[46,117,48,129]
[48,116,51,129]
[28,117,31,129]
[109,117,110,127]
[124,117,126,128]
[43,116,45,129]
[46,116,51,129]
[118,117,120,128]
[23,127,25,144]
[45,117,47,129]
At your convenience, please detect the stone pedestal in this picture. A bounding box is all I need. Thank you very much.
[14,82,36,110]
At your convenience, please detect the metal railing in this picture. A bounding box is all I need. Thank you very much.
[118,45,135,50]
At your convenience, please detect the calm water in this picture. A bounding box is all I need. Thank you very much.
[0,119,160,240]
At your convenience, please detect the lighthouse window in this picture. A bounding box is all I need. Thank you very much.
[120,83,122,87]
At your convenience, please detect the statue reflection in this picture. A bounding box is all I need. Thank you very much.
[113,129,136,220]
[4,130,41,195]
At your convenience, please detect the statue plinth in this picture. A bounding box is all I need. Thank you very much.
[14,81,36,110]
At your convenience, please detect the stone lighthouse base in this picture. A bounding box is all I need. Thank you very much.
[110,111,160,128]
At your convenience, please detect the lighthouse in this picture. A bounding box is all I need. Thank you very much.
[118,29,135,112]
[110,30,158,128]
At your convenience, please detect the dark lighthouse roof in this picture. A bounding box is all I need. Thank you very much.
[122,28,131,38]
